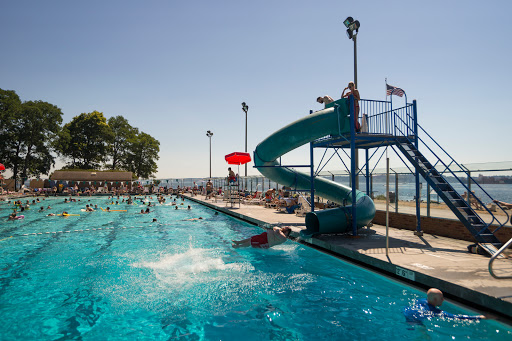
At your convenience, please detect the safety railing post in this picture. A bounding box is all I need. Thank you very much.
[349,96,357,235]
[366,149,370,196]
[413,100,422,236]
[310,141,315,212]
[427,182,431,217]
[370,173,373,199]
[395,171,399,214]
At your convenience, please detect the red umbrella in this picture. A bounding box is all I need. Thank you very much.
[225,152,251,165]
[0,163,5,171]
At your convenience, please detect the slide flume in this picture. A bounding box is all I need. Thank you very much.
[253,99,375,237]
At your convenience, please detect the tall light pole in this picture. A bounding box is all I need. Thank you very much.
[242,102,249,177]
[206,130,213,179]
[344,16,360,189]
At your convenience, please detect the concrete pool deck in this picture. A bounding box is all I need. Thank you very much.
[185,193,512,321]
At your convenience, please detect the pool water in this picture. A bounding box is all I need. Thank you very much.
[1,196,511,340]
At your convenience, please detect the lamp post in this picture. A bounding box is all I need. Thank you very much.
[344,16,360,189]
[343,17,360,88]
[242,102,249,177]
[206,130,213,179]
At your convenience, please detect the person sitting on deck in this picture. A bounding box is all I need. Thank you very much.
[493,199,512,209]
[265,189,276,203]
[232,226,292,249]
[278,197,299,214]
[228,167,237,183]
[462,191,483,210]
[402,288,485,323]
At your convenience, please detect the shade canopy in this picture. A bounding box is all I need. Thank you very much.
[225,152,251,165]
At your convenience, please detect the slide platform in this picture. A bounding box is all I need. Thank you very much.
[253,98,375,237]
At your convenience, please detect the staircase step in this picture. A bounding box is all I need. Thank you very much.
[477,234,500,242]
[398,141,501,245]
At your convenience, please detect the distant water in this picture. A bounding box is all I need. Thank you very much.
[154,177,512,204]
[366,182,512,204]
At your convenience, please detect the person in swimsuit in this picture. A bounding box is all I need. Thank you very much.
[341,81,361,131]
[232,226,292,249]
[403,288,485,323]
[228,168,236,183]
[316,95,334,107]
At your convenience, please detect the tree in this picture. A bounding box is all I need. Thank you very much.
[124,131,160,179]
[3,100,63,188]
[57,111,114,169]
[0,89,22,162]
[106,115,138,170]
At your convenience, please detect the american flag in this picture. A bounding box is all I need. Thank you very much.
[386,84,404,97]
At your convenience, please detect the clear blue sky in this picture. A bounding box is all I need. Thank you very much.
[1,0,511,179]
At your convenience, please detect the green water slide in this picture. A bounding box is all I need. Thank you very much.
[253,98,376,237]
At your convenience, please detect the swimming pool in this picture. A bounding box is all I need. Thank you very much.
[1,196,511,340]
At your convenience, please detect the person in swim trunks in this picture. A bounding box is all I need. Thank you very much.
[232,226,292,249]
[341,81,360,132]
[316,95,334,107]
[402,288,485,323]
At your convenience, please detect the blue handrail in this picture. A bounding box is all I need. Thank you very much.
[392,113,509,233]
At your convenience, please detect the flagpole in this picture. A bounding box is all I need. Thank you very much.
[385,78,388,101]
[385,78,389,134]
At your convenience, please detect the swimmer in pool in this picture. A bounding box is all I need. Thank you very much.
[183,217,203,221]
[232,226,291,249]
[403,288,485,323]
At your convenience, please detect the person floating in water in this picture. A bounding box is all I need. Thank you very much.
[403,288,485,323]
[232,226,292,249]
[183,217,203,221]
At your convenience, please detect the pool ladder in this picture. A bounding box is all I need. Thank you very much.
[488,237,512,279]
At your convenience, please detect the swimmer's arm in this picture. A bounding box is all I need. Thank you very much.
[440,311,485,320]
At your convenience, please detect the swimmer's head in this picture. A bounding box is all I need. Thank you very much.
[214,212,219,215]
[152,218,157,222]
[281,226,292,236]
[427,288,444,307]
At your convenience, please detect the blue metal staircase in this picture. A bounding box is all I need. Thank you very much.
[310,97,508,243]
[396,140,502,244]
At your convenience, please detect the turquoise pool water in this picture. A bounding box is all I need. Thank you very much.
[1,196,511,340]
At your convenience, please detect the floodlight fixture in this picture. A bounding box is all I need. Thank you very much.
[344,17,360,40]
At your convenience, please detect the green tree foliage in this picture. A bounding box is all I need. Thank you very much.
[56,111,114,169]
[1,96,63,187]
[124,132,160,179]
[0,89,22,162]
[106,115,138,170]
